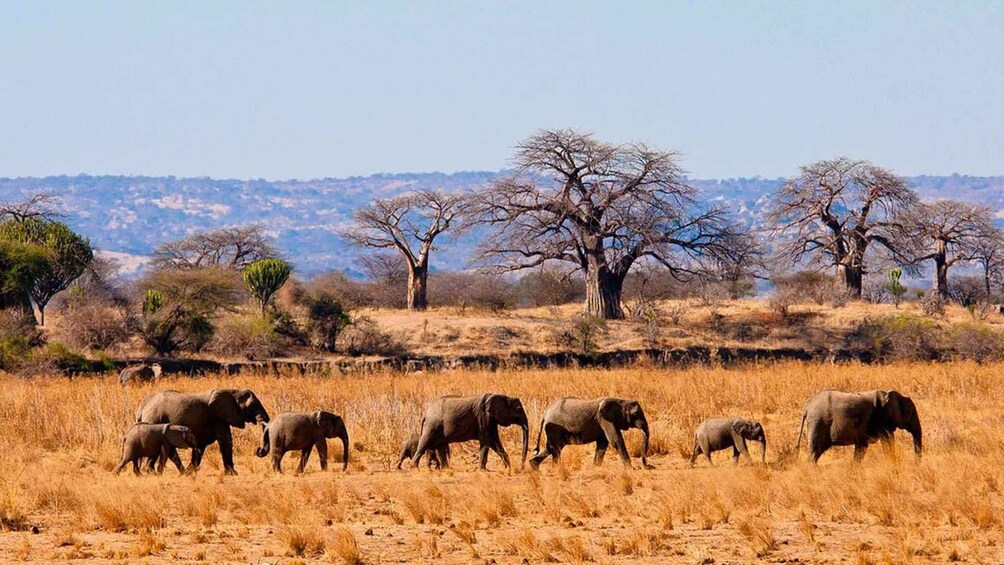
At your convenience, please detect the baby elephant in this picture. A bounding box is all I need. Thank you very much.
[396,432,450,470]
[115,423,198,475]
[256,410,349,473]
[689,418,766,467]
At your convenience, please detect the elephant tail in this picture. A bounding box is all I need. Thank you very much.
[795,411,807,455]
[532,417,545,455]
[254,424,270,458]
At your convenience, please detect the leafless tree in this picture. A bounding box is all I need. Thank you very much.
[343,190,465,311]
[767,157,917,298]
[151,225,278,271]
[972,224,1004,297]
[0,193,59,222]
[471,129,740,319]
[897,200,994,298]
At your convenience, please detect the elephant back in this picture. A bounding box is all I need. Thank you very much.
[119,364,156,385]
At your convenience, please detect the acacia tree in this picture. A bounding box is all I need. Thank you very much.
[768,157,917,298]
[897,200,993,298]
[0,218,93,325]
[473,129,738,320]
[152,225,278,271]
[343,190,465,311]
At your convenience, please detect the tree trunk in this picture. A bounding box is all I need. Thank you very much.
[585,267,625,320]
[934,255,949,298]
[406,265,428,311]
[836,263,863,298]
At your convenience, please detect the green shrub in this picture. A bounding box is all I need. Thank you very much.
[847,314,943,362]
[947,323,1004,363]
[341,316,407,356]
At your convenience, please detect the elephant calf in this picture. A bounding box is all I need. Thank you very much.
[529,397,651,470]
[256,411,349,473]
[115,423,198,475]
[689,418,766,467]
[396,432,449,470]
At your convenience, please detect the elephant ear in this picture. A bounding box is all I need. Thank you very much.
[479,394,504,429]
[599,399,628,428]
[314,411,337,437]
[732,420,756,438]
[209,390,245,429]
[882,391,911,428]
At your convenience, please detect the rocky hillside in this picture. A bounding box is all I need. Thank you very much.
[1,172,1001,277]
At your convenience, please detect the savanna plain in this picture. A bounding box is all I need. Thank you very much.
[1,361,1001,564]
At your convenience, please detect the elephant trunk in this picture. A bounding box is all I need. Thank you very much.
[761,438,767,464]
[909,418,922,458]
[519,422,529,471]
[638,420,650,468]
[340,429,350,471]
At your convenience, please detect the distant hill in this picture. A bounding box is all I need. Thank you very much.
[1,173,1002,277]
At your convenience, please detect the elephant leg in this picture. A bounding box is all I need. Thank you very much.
[490,438,511,470]
[688,440,701,467]
[853,443,869,463]
[732,446,741,466]
[316,440,329,471]
[412,430,437,469]
[438,445,450,468]
[601,423,631,468]
[217,426,237,476]
[296,448,311,474]
[187,443,205,474]
[168,449,186,474]
[132,459,141,476]
[478,444,491,469]
[272,450,284,473]
[593,437,609,466]
[114,456,129,475]
[808,425,828,464]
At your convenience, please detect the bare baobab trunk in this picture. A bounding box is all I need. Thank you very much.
[407,265,429,311]
[836,263,864,299]
[934,257,950,298]
[585,267,625,320]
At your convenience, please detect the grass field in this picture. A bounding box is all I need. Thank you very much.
[1,361,1002,563]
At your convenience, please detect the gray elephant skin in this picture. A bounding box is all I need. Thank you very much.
[115,423,198,475]
[119,363,162,385]
[530,397,651,470]
[135,388,270,475]
[412,393,529,470]
[796,390,922,463]
[255,410,349,473]
[689,417,765,466]
[396,432,449,470]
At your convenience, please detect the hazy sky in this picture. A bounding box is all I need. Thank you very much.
[1,1,1001,180]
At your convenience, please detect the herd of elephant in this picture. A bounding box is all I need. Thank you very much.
[114,387,923,476]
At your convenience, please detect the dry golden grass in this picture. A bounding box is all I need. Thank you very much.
[0,361,1003,562]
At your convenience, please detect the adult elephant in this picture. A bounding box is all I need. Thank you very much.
[796,390,922,463]
[136,388,270,475]
[412,393,529,471]
[529,397,651,470]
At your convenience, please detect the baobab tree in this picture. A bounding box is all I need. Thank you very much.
[897,200,994,298]
[152,225,278,271]
[472,129,739,320]
[344,190,465,311]
[768,157,917,298]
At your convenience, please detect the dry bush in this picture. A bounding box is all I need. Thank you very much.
[55,300,131,351]
[210,313,285,360]
[340,316,407,356]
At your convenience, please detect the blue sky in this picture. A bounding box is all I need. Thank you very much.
[1,1,1001,180]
